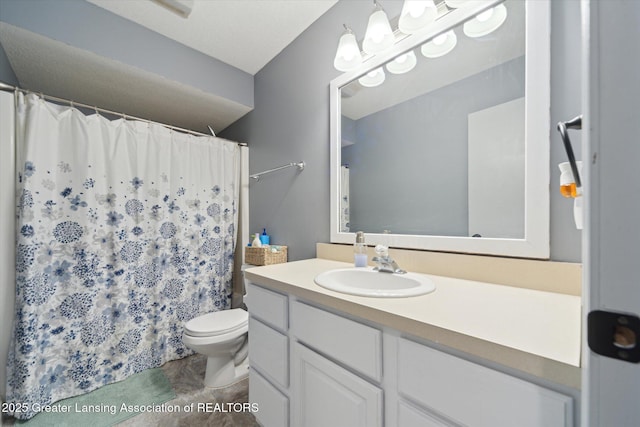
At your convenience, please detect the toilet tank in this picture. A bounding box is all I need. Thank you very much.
[232,263,250,310]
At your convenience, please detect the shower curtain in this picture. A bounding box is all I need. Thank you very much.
[6,94,240,419]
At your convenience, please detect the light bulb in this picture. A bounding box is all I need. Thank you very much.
[334,26,363,72]
[386,51,417,74]
[358,67,386,87]
[363,5,395,54]
[372,27,385,43]
[463,4,508,38]
[420,30,457,58]
[338,40,358,61]
[399,0,437,34]
[408,2,426,17]
[476,8,494,22]
[433,33,447,45]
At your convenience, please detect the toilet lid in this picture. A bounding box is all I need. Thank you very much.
[184,309,248,337]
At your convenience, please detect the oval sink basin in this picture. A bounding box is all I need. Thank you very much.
[314,267,436,298]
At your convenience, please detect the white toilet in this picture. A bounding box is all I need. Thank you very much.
[183,308,249,388]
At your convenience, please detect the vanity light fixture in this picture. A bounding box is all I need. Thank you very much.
[463,4,508,37]
[420,30,457,58]
[358,67,386,87]
[334,25,364,72]
[363,0,395,55]
[398,0,438,34]
[386,50,417,74]
[332,0,509,73]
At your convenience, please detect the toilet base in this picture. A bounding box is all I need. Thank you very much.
[203,355,250,388]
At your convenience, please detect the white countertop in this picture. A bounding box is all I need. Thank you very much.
[245,258,582,388]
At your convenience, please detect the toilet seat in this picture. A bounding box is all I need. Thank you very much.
[184,309,248,337]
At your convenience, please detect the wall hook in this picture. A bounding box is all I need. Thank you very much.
[557,115,582,187]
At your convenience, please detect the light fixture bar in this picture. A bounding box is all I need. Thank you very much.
[333,0,506,73]
[348,1,457,66]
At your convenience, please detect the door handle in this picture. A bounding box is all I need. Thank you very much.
[588,310,640,363]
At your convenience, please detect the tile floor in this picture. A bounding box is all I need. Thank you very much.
[1,355,259,427]
[118,354,259,427]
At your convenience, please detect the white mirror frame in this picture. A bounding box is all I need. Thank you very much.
[330,0,550,259]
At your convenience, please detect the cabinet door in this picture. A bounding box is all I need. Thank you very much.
[398,400,459,427]
[250,368,289,427]
[292,342,383,427]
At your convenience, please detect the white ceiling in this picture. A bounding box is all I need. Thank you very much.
[86,0,339,75]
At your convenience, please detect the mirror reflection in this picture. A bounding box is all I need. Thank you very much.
[340,0,526,239]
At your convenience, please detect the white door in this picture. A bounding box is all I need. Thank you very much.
[582,1,640,426]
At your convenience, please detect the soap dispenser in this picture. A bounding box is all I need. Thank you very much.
[252,233,262,248]
[260,228,270,245]
[354,231,367,267]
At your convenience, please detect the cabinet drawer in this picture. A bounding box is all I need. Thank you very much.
[246,283,288,331]
[249,368,289,427]
[398,338,573,427]
[248,317,288,388]
[291,301,382,382]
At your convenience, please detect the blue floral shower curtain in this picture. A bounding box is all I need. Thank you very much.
[7,94,240,419]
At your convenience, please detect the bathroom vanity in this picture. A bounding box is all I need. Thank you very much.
[244,257,580,427]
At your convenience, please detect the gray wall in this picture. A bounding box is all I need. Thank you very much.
[341,116,357,145]
[342,56,525,236]
[222,0,583,262]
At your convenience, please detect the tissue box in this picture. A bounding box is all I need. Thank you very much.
[245,245,288,266]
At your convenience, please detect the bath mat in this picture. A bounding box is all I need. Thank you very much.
[17,368,176,427]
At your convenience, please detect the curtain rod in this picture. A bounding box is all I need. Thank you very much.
[0,81,247,146]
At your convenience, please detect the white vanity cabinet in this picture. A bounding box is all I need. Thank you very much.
[246,281,574,427]
[246,283,290,427]
[247,283,384,427]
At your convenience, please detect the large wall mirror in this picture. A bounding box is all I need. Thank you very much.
[330,0,550,258]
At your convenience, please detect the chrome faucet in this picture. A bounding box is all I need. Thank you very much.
[372,244,406,274]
